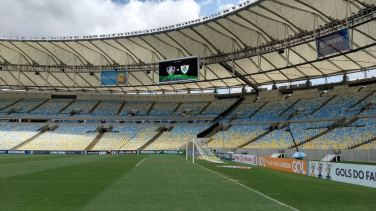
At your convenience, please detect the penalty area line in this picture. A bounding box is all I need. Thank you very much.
[135,158,146,167]
[193,163,300,211]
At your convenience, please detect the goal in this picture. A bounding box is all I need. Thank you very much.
[185,138,224,163]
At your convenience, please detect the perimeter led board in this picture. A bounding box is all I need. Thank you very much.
[158,56,199,84]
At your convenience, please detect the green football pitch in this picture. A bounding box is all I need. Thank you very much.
[0,155,375,211]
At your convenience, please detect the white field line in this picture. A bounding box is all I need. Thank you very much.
[135,157,146,166]
[181,156,299,211]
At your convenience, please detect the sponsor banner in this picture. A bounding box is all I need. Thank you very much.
[316,28,351,58]
[309,161,376,188]
[0,150,32,154]
[100,71,127,86]
[87,151,108,155]
[232,154,258,166]
[32,151,84,155]
[139,150,186,155]
[112,150,138,155]
[223,153,233,161]
[216,152,225,158]
[258,156,307,175]
[217,165,252,170]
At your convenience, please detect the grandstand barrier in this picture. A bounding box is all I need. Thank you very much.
[258,156,308,175]
[308,161,376,188]
[232,154,257,166]
[139,150,185,155]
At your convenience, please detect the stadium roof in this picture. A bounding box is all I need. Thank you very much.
[0,0,376,93]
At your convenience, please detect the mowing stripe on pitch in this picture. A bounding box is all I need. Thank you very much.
[181,156,299,211]
[135,158,146,166]
[194,163,299,211]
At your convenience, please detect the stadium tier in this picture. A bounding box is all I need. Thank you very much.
[1,98,46,114]
[201,99,238,116]
[147,126,208,150]
[119,126,159,150]
[18,126,98,151]
[0,124,42,150]
[119,101,153,116]
[148,101,180,116]
[208,125,269,148]
[174,101,209,116]
[91,100,123,116]
[29,99,73,116]
[92,126,141,150]
[62,100,99,115]
[0,83,376,153]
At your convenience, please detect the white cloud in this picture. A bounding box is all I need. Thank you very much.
[0,0,201,37]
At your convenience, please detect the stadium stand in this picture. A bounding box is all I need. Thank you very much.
[209,125,269,148]
[0,124,42,149]
[29,99,73,116]
[148,102,180,116]
[174,101,209,116]
[91,100,123,116]
[147,126,208,150]
[62,100,99,115]
[19,126,98,150]
[1,98,46,114]
[247,100,296,122]
[120,126,159,150]
[92,126,140,150]
[300,118,376,150]
[0,98,20,111]
[201,99,238,116]
[120,101,153,116]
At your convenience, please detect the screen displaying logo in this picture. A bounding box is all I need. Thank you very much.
[158,56,199,84]
[181,65,189,74]
[166,66,176,75]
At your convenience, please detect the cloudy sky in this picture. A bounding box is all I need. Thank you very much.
[0,0,374,86]
[0,0,249,37]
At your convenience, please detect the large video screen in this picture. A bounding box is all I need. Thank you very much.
[100,71,127,86]
[158,56,199,84]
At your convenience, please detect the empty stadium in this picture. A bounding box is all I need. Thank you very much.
[1,0,376,210]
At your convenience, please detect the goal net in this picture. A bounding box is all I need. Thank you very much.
[186,138,224,163]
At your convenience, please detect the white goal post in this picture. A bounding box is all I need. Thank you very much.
[186,138,224,163]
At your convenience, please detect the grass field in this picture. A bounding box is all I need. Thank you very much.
[0,154,375,210]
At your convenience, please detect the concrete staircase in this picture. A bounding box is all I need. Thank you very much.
[248,102,268,118]
[58,99,76,114]
[27,99,50,113]
[89,101,102,114]
[146,102,156,116]
[85,132,105,151]
[138,127,164,150]
[198,101,212,115]
[310,95,337,115]
[116,101,126,115]
[13,131,46,150]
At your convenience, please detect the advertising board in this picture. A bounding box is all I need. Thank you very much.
[316,28,351,58]
[100,71,127,86]
[309,161,376,188]
[139,150,185,155]
[232,154,258,166]
[258,156,307,175]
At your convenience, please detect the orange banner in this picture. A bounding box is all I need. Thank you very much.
[258,156,307,175]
